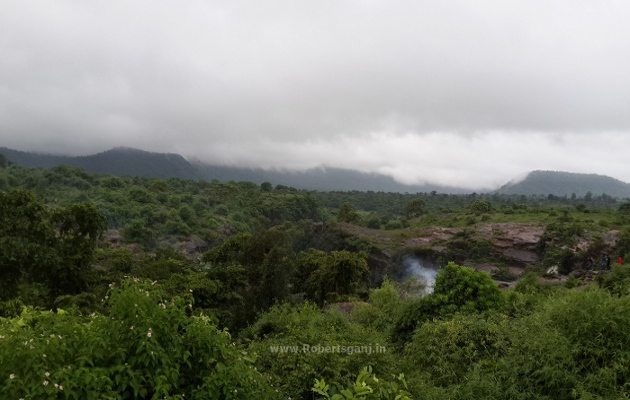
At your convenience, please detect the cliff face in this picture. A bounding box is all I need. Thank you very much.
[340,221,623,279]
[402,223,544,268]
[476,223,544,265]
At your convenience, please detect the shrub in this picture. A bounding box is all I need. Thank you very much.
[390,263,505,348]
[491,266,519,282]
[243,303,396,399]
[404,314,510,386]
[313,366,412,400]
[0,279,280,399]
[433,262,505,314]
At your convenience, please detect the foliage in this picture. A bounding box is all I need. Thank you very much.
[243,302,396,399]
[6,162,630,398]
[404,314,511,386]
[405,199,426,219]
[313,366,412,400]
[433,262,505,314]
[337,202,362,224]
[470,199,492,214]
[596,264,630,296]
[306,251,370,305]
[513,272,555,296]
[491,266,519,282]
[0,279,280,399]
[0,189,105,301]
[390,263,505,348]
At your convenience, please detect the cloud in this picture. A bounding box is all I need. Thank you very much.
[1,1,630,189]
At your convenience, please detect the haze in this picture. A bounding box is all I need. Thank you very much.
[2,1,630,190]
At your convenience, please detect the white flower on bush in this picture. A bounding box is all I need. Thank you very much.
[9,374,15,379]
[43,380,48,386]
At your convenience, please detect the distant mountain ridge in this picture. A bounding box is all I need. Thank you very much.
[3,147,630,197]
[0,147,468,193]
[495,170,630,198]
[0,147,202,180]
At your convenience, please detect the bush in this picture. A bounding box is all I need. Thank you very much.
[0,279,280,399]
[433,263,505,314]
[313,366,412,400]
[390,263,505,348]
[384,220,402,230]
[243,302,396,399]
[404,314,510,386]
[491,266,519,282]
[596,264,630,296]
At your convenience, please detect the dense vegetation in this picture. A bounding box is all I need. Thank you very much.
[3,160,630,399]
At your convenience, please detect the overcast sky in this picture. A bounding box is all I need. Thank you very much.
[2,1,630,190]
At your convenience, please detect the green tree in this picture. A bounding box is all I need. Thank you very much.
[122,219,155,246]
[0,189,56,300]
[307,251,370,304]
[433,262,504,313]
[405,199,426,219]
[470,199,492,214]
[261,181,273,192]
[0,190,105,300]
[47,203,106,296]
[337,203,361,224]
[0,153,8,168]
[619,202,630,214]
[178,204,195,224]
[390,262,505,348]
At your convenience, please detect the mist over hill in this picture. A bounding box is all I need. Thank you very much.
[4,147,630,198]
[0,147,468,193]
[495,170,630,198]
[0,147,202,180]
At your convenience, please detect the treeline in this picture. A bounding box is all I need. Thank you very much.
[312,189,622,217]
[0,163,320,247]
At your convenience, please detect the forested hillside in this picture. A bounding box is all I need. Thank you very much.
[3,161,630,399]
[496,170,630,198]
[0,147,469,193]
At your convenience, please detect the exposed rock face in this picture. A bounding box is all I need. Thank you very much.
[502,248,539,264]
[403,223,544,267]
[477,223,544,266]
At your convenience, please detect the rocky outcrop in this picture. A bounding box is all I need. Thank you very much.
[403,223,544,267]
[477,223,544,266]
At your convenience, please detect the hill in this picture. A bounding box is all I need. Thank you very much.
[495,170,630,198]
[0,147,468,193]
[6,147,629,197]
[0,147,203,180]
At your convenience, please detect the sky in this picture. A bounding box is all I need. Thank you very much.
[1,1,630,190]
